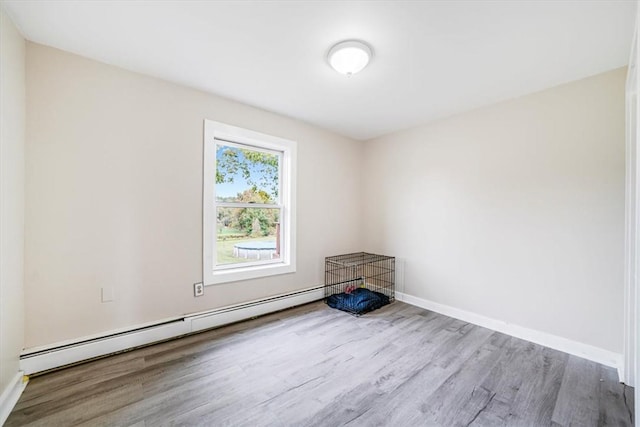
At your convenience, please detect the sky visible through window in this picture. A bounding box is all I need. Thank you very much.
[215,144,279,202]
[215,150,250,199]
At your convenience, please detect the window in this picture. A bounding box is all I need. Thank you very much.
[203,120,296,285]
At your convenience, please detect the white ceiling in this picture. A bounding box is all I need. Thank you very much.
[3,0,637,140]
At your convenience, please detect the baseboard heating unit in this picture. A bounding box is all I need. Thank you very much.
[20,285,324,375]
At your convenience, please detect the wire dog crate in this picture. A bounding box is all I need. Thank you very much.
[324,252,395,302]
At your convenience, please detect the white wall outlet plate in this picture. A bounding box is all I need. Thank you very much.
[101,286,114,303]
[194,282,204,297]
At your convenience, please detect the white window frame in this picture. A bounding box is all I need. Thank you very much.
[203,120,296,285]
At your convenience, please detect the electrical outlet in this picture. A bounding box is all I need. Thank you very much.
[194,282,204,297]
[101,286,114,303]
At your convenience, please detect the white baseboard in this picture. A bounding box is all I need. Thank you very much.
[22,287,623,382]
[20,286,324,375]
[396,292,624,377]
[0,371,27,425]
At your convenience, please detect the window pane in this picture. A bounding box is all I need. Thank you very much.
[216,207,281,265]
[215,144,280,204]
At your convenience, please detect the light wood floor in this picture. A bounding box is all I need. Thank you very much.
[6,301,634,426]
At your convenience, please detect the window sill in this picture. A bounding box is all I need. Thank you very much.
[206,261,296,286]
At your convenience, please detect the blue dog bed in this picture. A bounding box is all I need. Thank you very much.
[326,288,390,315]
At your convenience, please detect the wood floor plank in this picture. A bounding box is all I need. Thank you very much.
[597,363,634,426]
[475,339,565,425]
[8,381,144,427]
[5,301,633,427]
[551,356,600,426]
[14,350,145,409]
[335,323,497,426]
[503,345,568,426]
[418,332,512,425]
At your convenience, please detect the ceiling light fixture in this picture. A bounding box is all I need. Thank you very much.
[328,40,372,77]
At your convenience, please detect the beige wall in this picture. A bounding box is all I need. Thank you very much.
[23,40,626,356]
[0,6,26,393]
[25,43,363,348]
[363,68,626,353]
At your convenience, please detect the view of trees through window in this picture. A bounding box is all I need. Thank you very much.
[215,143,281,265]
